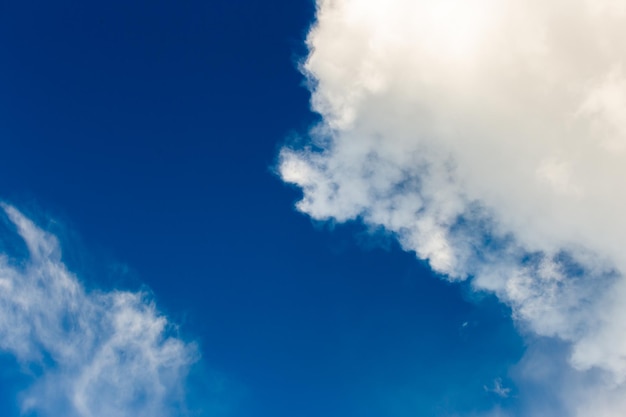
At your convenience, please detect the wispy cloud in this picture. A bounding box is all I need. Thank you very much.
[279,0,626,414]
[0,203,198,417]
[484,379,511,398]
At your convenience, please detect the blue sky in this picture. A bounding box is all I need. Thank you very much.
[2,1,626,417]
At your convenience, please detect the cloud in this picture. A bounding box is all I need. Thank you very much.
[484,378,511,399]
[0,204,198,417]
[279,0,626,414]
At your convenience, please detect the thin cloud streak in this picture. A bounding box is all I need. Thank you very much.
[279,1,626,414]
[0,203,197,417]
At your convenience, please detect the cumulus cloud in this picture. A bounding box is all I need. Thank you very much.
[279,0,626,414]
[0,203,198,417]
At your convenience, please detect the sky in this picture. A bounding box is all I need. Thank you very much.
[1,1,625,417]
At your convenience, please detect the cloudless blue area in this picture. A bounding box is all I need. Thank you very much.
[0,1,525,416]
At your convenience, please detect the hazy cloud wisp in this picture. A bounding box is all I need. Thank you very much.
[0,204,197,417]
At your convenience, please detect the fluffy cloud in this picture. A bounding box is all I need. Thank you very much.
[279,0,626,414]
[0,204,198,417]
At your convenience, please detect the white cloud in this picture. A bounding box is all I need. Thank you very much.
[484,378,511,398]
[0,204,198,417]
[279,0,626,414]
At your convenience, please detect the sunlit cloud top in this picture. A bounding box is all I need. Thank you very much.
[280,0,626,415]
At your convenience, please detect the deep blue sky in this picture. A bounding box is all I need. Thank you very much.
[0,1,525,416]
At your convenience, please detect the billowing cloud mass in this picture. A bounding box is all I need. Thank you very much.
[279,0,626,415]
[0,204,197,417]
